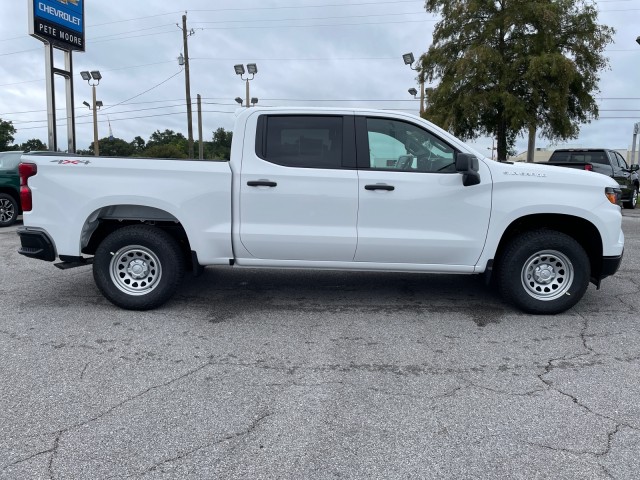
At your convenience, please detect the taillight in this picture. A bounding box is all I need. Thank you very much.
[584,164,593,171]
[19,162,37,212]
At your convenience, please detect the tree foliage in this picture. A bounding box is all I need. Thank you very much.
[6,127,233,159]
[420,0,614,160]
[0,118,17,150]
[20,139,47,152]
[210,127,233,159]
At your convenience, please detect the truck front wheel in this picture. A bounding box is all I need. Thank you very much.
[497,230,590,314]
[93,225,185,310]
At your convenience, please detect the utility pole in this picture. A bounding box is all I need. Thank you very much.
[197,94,203,160]
[180,13,195,159]
[526,125,536,163]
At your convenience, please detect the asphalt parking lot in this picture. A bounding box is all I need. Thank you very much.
[1,210,639,480]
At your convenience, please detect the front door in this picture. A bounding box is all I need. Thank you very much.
[354,116,492,267]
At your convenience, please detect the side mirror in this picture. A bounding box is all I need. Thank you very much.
[631,164,639,172]
[456,152,481,186]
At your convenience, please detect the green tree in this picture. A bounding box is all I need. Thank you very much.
[130,136,146,155]
[94,137,135,157]
[146,129,188,154]
[19,138,47,152]
[419,0,614,160]
[210,127,233,159]
[0,118,17,150]
[142,144,188,159]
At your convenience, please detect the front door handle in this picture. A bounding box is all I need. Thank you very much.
[365,184,395,191]
[247,180,277,187]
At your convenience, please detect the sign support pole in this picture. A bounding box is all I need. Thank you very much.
[64,51,76,153]
[44,43,57,152]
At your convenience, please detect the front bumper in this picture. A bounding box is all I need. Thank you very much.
[17,227,56,262]
[592,251,623,288]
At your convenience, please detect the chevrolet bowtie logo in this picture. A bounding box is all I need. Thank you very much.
[56,0,79,5]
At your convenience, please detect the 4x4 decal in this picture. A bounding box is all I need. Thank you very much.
[50,160,91,165]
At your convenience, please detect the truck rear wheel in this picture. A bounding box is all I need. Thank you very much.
[93,225,185,310]
[497,230,590,314]
[0,193,18,227]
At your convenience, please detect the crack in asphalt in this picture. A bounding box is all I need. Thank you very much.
[134,411,273,478]
[34,361,212,479]
[534,316,640,476]
[1,441,56,472]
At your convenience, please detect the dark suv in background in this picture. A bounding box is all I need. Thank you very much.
[546,148,639,209]
[0,151,22,227]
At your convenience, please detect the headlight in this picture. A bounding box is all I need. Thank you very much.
[605,186,622,206]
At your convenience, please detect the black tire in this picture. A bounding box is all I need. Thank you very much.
[0,193,19,227]
[497,230,590,315]
[93,225,185,310]
[623,186,638,209]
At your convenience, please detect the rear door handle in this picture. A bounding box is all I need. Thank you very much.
[247,180,277,187]
[365,184,395,191]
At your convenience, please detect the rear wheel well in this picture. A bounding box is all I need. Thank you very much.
[493,214,603,282]
[80,207,195,271]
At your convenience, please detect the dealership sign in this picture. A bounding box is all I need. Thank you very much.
[29,0,85,51]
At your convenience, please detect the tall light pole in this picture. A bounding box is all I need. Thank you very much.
[403,52,425,115]
[80,70,102,156]
[234,63,258,108]
[632,37,640,165]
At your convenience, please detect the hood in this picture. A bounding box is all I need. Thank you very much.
[484,159,620,189]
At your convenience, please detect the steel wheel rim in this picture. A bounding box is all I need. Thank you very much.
[0,198,15,223]
[521,249,574,301]
[109,245,162,296]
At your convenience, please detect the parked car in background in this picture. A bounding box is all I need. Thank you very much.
[543,148,639,209]
[0,151,22,227]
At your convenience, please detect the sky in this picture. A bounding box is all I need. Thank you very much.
[0,0,639,157]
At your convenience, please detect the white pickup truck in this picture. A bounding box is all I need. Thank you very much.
[17,107,624,314]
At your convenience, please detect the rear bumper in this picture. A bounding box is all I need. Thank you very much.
[17,227,56,262]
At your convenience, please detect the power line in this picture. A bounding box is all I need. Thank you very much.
[102,69,184,112]
[190,11,428,25]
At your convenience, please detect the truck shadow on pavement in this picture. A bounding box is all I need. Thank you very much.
[173,268,509,327]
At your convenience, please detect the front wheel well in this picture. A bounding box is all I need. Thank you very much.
[492,214,603,282]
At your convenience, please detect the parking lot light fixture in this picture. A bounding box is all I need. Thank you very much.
[235,97,243,105]
[402,52,426,115]
[408,87,418,97]
[234,63,259,108]
[636,36,640,46]
[402,52,415,65]
[81,70,103,156]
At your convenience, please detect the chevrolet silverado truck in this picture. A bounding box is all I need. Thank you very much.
[16,107,624,314]
[544,148,639,209]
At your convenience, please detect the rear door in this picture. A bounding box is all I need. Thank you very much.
[239,114,359,261]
